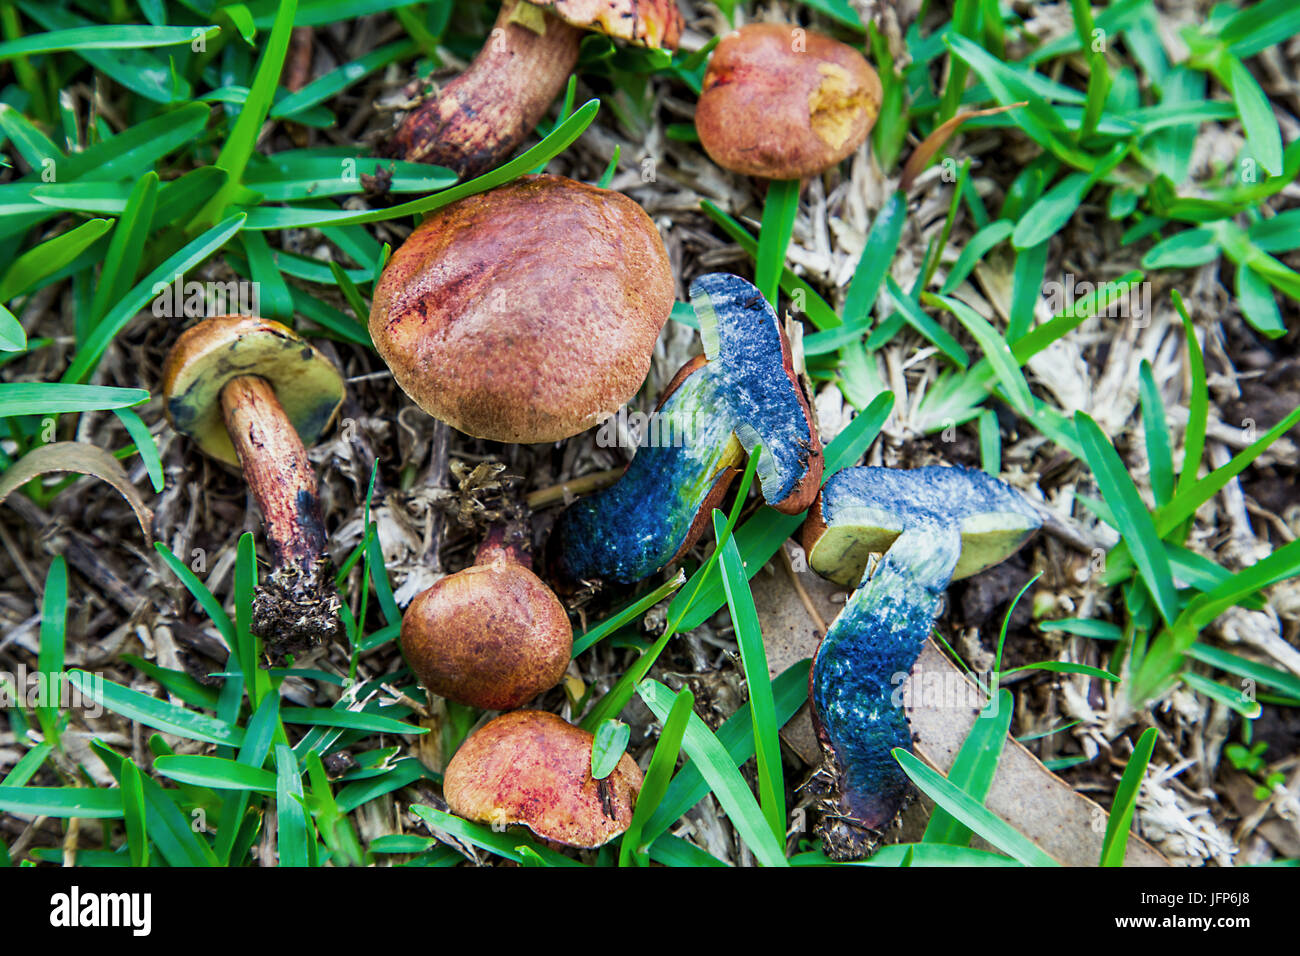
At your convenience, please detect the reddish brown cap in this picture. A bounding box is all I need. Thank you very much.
[444,710,643,848]
[160,315,344,467]
[695,23,882,179]
[538,0,683,49]
[370,175,674,443]
[401,554,572,710]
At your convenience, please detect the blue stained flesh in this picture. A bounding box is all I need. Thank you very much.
[553,368,739,584]
[812,524,961,828]
[554,274,817,585]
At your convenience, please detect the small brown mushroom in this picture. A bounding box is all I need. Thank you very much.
[370,174,674,444]
[444,710,642,848]
[161,315,345,657]
[402,523,572,710]
[387,0,684,177]
[695,22,882,180]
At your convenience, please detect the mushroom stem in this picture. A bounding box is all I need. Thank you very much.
[475,518,534,570]
[220,376,327,571]
[387,0,581,177]
[219,374,341,655]
[809,524,960,860]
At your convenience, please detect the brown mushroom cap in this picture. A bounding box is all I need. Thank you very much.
[370,175,674,444]
[160,315,345,467]
[538,0,683,49]
[401,556,572,710]
[444,710,643,848]
[695,23,882,179]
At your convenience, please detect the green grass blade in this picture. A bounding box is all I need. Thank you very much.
[1074,412,1180,627]
[1137,360,1174,507]
[895,750,1059,866]
[755,178,799,306]
[1099,726,1157,866]
[620,688,693,866]
[35,555,67,745]
[638,678,788,866]
[714,511,784,842]
[921,688,1014,846]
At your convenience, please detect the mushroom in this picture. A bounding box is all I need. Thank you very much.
[551,272,823,585]
[161,315,345,657]
[369,174,674,444]
[800,465,1042,859]
[444,709,642,848]
[402,522,572,710]
[388,0,684,177]
[695,22,881,303]
[695,22,881,180]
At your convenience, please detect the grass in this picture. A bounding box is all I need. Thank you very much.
[0,0,1298,868]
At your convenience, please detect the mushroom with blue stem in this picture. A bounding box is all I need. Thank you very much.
[799,465,1042,860]
[551,272,823,586]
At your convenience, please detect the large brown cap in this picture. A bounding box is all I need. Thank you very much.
[538,0,683,49]
[696,23,882,179]
[401,556,572,711]
[160,315,344,467]
[444,710,643,848]
[370,175,674,444]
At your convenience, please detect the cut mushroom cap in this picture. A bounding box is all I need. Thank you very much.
[803,465,1043,587]
[388,0,683,177]
[695,22,882,179]
[370,175,674,444]
[800,466,1041,860]
[161,315,344,467]
[444,710,642,848]
[552,272,823,585]
[402,528,572,711]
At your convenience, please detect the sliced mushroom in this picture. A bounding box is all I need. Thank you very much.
[801,465,1042,859]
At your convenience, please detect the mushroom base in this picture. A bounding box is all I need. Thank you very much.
[254,559,344,661]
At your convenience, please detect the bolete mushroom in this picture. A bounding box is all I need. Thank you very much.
[370,174,674,444]
[161,315,345,657]
[388,0,684,177]
[551,272,822,585]
[695,22,881,180]
[444,709,642,848]
[402,522,572,710]
[800,465,1042,859]
[695,22,881,303]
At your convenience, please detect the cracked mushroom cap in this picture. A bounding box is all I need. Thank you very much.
[534,0,683,49]
[695,22,882,179]
[160,315,345,467]
[401,556,572,711]
[370,175,674,443]
[444,710,643,848]
[802,465,1043,587]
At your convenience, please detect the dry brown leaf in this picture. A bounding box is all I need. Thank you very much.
[752,559,1170,867]
[0,442,154,539]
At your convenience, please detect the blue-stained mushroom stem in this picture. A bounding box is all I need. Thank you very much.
[800,466,1042,860]
[551,273,822,586]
